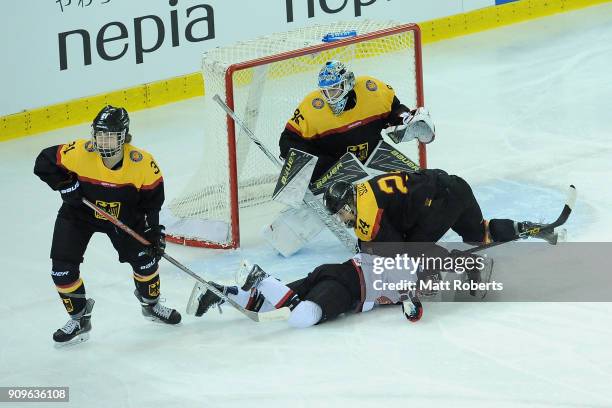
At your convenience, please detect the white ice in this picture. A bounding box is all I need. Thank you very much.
[2,4,612,407]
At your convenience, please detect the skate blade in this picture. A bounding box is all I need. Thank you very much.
[235,259,252,287]
[542,228,566,245]
[141,315,172,324]
[141,312,182,325]
[555,228,567,243]
[186,282,204,315]
[53,332,90,349]
[144,316,164,323]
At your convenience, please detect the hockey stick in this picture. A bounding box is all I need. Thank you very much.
[462,185,577,255]
[213,94,357,253]
[81,198,290,322]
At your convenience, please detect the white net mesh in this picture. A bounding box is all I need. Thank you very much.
[163,20,422,247]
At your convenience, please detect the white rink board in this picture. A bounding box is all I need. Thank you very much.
[0,0,497,116]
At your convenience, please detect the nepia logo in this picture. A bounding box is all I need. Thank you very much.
[285,0,385,22]
[57,0,214,71]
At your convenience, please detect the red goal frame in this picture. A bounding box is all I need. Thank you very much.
[169,23,426,249]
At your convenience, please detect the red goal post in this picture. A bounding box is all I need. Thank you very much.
[163,21,426,249]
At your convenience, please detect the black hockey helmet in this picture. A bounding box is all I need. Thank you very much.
[92,105,129,133]
[91,105,130,158]
[324,180,356,218]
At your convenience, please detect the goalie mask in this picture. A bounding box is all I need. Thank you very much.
[318,60,355,115]
[91,105,130,158]
[323,181,357,228]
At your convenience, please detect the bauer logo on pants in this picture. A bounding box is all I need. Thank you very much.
[94,200,121,220]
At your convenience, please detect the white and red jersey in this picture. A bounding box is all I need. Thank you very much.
[351,253,419,313]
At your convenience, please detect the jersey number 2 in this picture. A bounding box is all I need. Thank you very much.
[377,174,408,194]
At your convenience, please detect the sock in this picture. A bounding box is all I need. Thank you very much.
[51,263,86,317]
[287,300,323,328]
[225,288,274,312]
[258,277,298,309]
[56,279,86,317]
[228,288,250,307]
[134,270,160,302]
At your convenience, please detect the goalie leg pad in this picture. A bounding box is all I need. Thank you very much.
[261,206,324,257]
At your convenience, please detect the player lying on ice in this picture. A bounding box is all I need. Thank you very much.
[188,167,564,327]
[322,170,559,246]
[187,255,429,328]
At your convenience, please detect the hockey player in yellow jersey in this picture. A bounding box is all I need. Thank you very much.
[323,171,560,245]
[34,105,181,346]
[279,60,435,182]
[322,171,563,300]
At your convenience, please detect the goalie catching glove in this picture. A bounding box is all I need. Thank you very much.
[383,107,435,145]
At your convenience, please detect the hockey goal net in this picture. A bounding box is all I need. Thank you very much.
[162,20,425,249]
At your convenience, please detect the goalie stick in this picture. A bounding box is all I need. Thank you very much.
[213,94,357,253]
[81,198,290,323]
[463,185,577,255]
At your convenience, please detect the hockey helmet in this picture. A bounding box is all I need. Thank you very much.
[318,60,355,115]
[323,181,357,228]
[91,105,130,158]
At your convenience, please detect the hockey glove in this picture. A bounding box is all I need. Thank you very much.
[59,179,82,208]
[143,225,166,261]
[383,108,435,145]
[400,290,423,322]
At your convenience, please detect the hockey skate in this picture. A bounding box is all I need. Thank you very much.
[186,281,238,316]
[516,221,564,245]
[53,298,95,347]
[416,270,442,299]
[238,260,269,292]
[134,290,181,324]
[465,256,494,299]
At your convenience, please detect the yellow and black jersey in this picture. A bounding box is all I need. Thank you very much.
[34,139,164,229]
[353,171,439,243]
[279,76,411,180]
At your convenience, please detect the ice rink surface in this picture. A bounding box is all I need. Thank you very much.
[2,4,612,407]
